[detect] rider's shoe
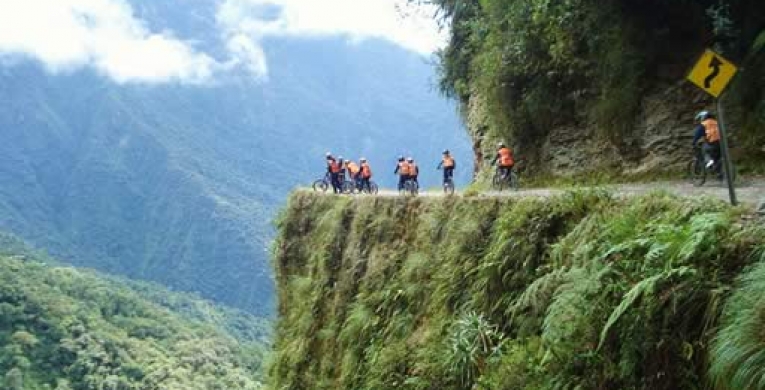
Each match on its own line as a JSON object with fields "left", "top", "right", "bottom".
{"left": 706, "top": 160, "right": 715, "bottom": 169}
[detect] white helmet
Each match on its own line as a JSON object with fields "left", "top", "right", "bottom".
{"left": 695, "top": 111, "right": 711, "bottom": 122}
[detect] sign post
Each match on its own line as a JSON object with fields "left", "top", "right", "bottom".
{"left": 686, "top": 49, "right": 739, "bottom": 206}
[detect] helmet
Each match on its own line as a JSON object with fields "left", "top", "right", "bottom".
{"left": 443, "top": 149, "right": 450, "bottom": 155}
{"left": 497, "top": 142, "right": 505, "bottom": 148}
{"left": 344, "top": 160, "right": 350, "bottom": 165}
{"left": 338, "top": 156, "right": 344, "bottom": 160}
{"left": 695, "top": 111, "right": 711, "bottom": 122}
{"left": 326, "top": 152, "right": 332, "bottom": 157}
{"left": 398, "top": 156, "right": 404, "bottom": 161}
{"left": 360, "top": 157, "right": 367, "bottom": 162}
{"left": 407, "top": 157, "right": 414, "bottom": 162}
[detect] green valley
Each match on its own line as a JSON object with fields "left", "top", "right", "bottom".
{"left": 0, "top": 237, "right": 269, "bottom": 390}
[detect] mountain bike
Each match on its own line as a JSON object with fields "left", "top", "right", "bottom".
{"left": 687, "top": 145, "right": 736, "bottom": 187}
{"left": 341, "top": 179, "right": 356, "bottom": 194}
{"left": 400, "top": 178, "right": 419, "bottom": 196}
{"left": 439, "top": 167, "right": 455, "bottom": 195}
{"left": 312, "top": 173, "right": 331, "bottom": 192}
{"left": 359, "top": 180, "right": 379, "bottom": 195}
{"left": 492, "top": 167, "right": 519, "bottom": 191}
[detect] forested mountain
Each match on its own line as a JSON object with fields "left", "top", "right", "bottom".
{"left": 0, "top": 237, "right": 269, "bottom": 390}
{"left": 0, "top": 0, "right": 471, "bottom": 315}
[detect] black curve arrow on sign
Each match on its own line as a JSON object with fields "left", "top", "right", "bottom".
{"left": 704, "top": 56, "right": 723, "bottom": 89}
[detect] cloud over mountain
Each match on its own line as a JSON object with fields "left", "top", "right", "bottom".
{"left": 0, "top": 0, "right": 220, "bottom": 83}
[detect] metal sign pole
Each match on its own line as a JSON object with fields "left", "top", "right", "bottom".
{"left": 716, "top": 97, "right": 738, "bottom": 206}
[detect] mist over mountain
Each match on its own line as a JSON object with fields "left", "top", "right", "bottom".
{"left": 0, "top": 0, "right": 470, "bottom": 315}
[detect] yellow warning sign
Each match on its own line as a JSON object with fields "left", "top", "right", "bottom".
{"left": 687, "top": 49, "right": 738, "bottom": 98}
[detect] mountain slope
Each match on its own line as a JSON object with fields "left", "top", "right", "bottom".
{"left": 0, "top": 245, "right": 269, "bottom": 390}
{"left": 0, "top": 1, "right": 471, "bottom": 314}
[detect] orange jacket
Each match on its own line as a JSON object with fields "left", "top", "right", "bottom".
{"left": 396, "top": 161, "right": 411, "bottom": 176}
{"left": 498, "top": 147, "right": 514, "bottom": 167}
{"left": 361, "top": 163, "right": 372, "bottom": 178}
{"left": 346, "top": 162, "right": 360, "bottom": 176}
{"left": 409, "top": 162, "right": 419, "bottom": 176}
{"left": 703, "top": 119, "right": 720, "bottom": 143}
{"left": 328, "top": 159, "right": 342, "bottom": 173}
{"left": 442, "top": 156, "right": 455, "bottom": 168}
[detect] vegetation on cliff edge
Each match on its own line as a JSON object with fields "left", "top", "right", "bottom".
{"left": 269, "top": 191, "right": 764, "bottom": 389}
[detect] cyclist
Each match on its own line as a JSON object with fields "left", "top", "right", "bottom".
{"left": 359, "top": 158, "right": 373, "bottom": 192}
{"left": 345, "top": 159, "right": 361, "bottom": 189}
{"left": 491, "top": 142, "right": 515, "bottom": 180}
{"left": 394, "top": 156, "right": 411, "bottom": 191}
{"left": 407, "top": 157, "right": 419, "bottom": 187}
{"left": 692, "top": 111, "right": 721, "bottom": 169}
{"left": 326, "top": 153, "right": 342, "bottom": 193}
{"left": 437, "top": 150, "right": 456, "bottom": 186}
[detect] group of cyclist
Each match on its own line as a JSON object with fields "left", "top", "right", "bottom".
{"left": 323, "top": 144, "right": 516, "bottom": 194}
{"left": 325, "top": 153, "right": 374, "bottom": 194}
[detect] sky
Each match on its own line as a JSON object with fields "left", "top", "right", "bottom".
{"left": 0, "top": 0, "right": 445, "bottom": 84}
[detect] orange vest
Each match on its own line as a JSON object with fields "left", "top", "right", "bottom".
{"left": 409, "top": 163, "right": 418, "bottom": 176}
{"left": 361, "top": 163, "right": 372, "bottom": 178}
{"left": 329, "top": 160, "right": 341, "bottom": 173}
{"left": 498, "top": 147, "right": 514, "bottom": 167}
{"left": 398, "top": 161, "right": 411, "bottom": 176}
{"left": 347, "top": 162, "right": 360, "bottom": 176}
{"left": 442, "top": 156, "right": 455, "bottom": 168}
{"left": 703, "top": 119, "right": 720, "bottom": 143}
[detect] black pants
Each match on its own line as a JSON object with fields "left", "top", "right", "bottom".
{"left": 443, "top": 167, "right": 454, "bottom": 184}
{"left": 360, "top": 177, "right": 371, "bottom": 191}
{"left": 398, "top": 175, "right": 409, "bottom": 190}
{"left": 703, "top": 141, "right": 721, "bottom": 163}
{"left": 331, "top": 173, "right": 342, "bottom": 193}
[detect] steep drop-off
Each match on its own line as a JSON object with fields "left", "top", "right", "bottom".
{"left": 269, "top": 191, "right": 764, "bottom": 389}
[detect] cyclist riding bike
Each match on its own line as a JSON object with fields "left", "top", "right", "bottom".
{"left": 407, "top": 157, "right": 419, "bottom": 187}
{"left": 491, "top": 142, "right": 515, "bottom": 180}
{"left": 326, "top": 153, "right": 343, "bottom": 193}
{"left": 359, "top": 158, "right": 373, "bottom": 192}
{"left": 692, "top": 110, "right": 721, "bottom": 170}
{"left": 437, "top": 150, "right": 456, "bottom": 186}
{"left": 394, "top": 156, "right": 411, "bottom": 191}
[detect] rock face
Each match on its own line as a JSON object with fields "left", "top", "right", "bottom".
{"left": 467, "top": 83, "right": 717, "bottom": 178}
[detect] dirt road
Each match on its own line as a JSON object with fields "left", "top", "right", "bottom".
{"left": 367, "top": 179, "right": 765, "bottom": 209}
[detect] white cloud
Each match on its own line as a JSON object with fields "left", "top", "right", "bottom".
{"left": 0, "top": 0, "right": 444, "bottom": 83}
{"left": 218, "top": 0, "right": 446, "bottom": 55}
{"left": 0, "top": 0, "right": 218, "bottom": 83}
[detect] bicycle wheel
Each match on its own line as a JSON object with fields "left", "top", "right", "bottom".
{"left": 492, "top": 172, "right": 506, "bottom": 191}
{"left": 443, "top": 180, "right": 455, "bottom": 195}
{"left": 369, "top": 182, "right": 379, "bottom": 195}
{"left": 312, "top": 179, "right": 329, "bottom": 192}
{"left": 687, "top": 159, "right": 706, "bottom": 187}
{"left": 342, "top": 181, "right": 355, "bottom": 194}
{"left": 509, "top": 172, "right": 520, "bottom": 191}
{"left": 403, "top": 181, "right": 417, "bottom": 196}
